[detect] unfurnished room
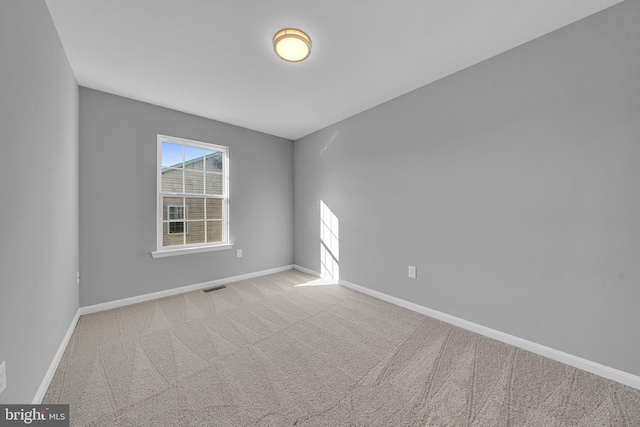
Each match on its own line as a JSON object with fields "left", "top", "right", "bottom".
{"left": 1, "top": 0, "right": 640, "bottom": 425}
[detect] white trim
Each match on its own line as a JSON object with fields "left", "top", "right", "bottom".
{"left": 157, "top": 138, "right": 163, "bottom": 248}
{"left": 223, "top": 147, "right": 230, "bottom": 244}
{"left": 151, "top": 243, "right": 233, "bottom": 258}
{"left": 294, "top": 264, "right": 635, "bottom": 385}
{"left": 33, "top": 309, "right": 81, "bottom": 404}
{"left": 335, "top": 277, "right": 640, "bottom": 390}
{"left": 293, "top": 264, "right": 321, "bottom": 277}
{"left": 158, "top": 134, "right": 227, "bottom": 151}
{"left": 292, "top": 264, "right": 640, "bottom": 392}
{"left": 79, "top": 265, "right": 294, "bottom": 315}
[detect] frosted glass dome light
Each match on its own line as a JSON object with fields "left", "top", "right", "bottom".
{"left": 273, "top": 28, "right": 312, "bottom": 62}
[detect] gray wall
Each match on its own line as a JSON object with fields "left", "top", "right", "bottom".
{"left": 294, "top": 1, "right": 640, "bottom": 376}
{"left": 0, "top": 1, "right": 79, "bottom": 403}
{"left": 79, "top": 88, "right": 293, "bottom": 306}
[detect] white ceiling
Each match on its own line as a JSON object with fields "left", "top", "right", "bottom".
{"left": 45, "top": 0, "right": 623, "bottom": 140}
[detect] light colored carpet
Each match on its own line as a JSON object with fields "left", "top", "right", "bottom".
{"left": 44, "top": 270, "right": 640, "bottom": 426}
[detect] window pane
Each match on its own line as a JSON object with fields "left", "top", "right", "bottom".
{"left": 206, "top": 198, "right": 222, "bottom": 220}
{"left": 205, "top": 173, "right": 223, "bottom": 195}
{"left": 184, "top": 170, "right": 204, "bottom": 194}
{"left": 163, "top": 224, "right": 185, "bottom": 246}
{"left": 205, "top": 150, "right": 223, "bottom": 172}
{"left": 207, "top": 220, "right": 223, "bottom": 243}
{"left": 163, "top": 197, "right": 183, "bottom": 221}
{"left": 186, "top": 221, "right": 205, "bottom": 245}
{"left": 169, "top": 221, "right": 185, "bottom": 233}
{"left": 168, "top": 206, "right": 185, "bottom": 220}
{"left": 185, "top": 146, "right": 205, "bottom": 170}
{"left": 162, "top": 142, "right": 183, "bottom": 168}
{"left": 162, "top": 168, "right": 183, "bottom": 193}
{"left": 186, "top": 197, "right": 204, "bottom": 220}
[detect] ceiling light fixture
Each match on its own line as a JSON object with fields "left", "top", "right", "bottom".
{"left": 273, "top": 28, "right": 312, "bottom": 62}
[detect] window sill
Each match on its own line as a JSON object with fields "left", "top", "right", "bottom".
{"left": 151, "top": 243, "right": 233, "bottom": 258}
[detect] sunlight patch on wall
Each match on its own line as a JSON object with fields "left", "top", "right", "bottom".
{"left": 320, "top": 200, "right": 340, "bottom": 282}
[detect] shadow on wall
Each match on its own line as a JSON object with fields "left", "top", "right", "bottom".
{"left": 320, "top": 200, "right": 340, "bottom": 282}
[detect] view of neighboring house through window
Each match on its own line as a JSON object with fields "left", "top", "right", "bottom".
{"left": 158, "top": 135, "right": 228, "bottom": 249}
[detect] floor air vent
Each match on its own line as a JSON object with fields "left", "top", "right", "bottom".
{"left": 203, "top": 285, "right": 226, "bottom": 293}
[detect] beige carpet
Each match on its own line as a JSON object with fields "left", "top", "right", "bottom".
{"left": 44, "top": 269, "right": 640, "bottom": 426}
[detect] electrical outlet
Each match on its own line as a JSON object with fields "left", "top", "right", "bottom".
{"left": 237, "top": 249, "right": 242, "bottom": 258}
{"left": 0, "top": 360, "right": 6, "bottom": 394}
{"left": 408, "top": 266, "right": 417, "bottom": 279}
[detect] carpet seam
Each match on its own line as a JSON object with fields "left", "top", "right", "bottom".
{"left": 372, "top": 317, "right": 430, "bottom": 386}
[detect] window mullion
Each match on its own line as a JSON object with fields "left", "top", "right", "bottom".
{"left": 182, "top": 197, "right": 186, "bottom": 246}
{"left": 204, "top": 189, "right": 208, "bottom": 244}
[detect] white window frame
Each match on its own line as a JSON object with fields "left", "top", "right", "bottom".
{"left": 152, "top": 134, "right": 232, "bottom": 258}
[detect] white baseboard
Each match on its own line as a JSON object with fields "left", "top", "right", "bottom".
{"left": 329, "top": 276, "right": 640, "bottom": 391}
{"left": 34, "top": 266, "right": 295, "bottom": 403}
{"left": 33, "top": 308, "right": 81, "bottom": 404}
{"left": 43, "top": 264, "right": 640, "bottom": 402}
{"left": 80, "top": 265, "right": 295, "bottom": 315}
{"left": 293, "top": 264, "right": 320, "bottom": 277}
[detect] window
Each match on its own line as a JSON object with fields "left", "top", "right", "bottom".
{"left": 156, "top": 135, "right": 229, "bottom": 254}
{"left": 167, "top": 205, "right": 187, "bottom": 234}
